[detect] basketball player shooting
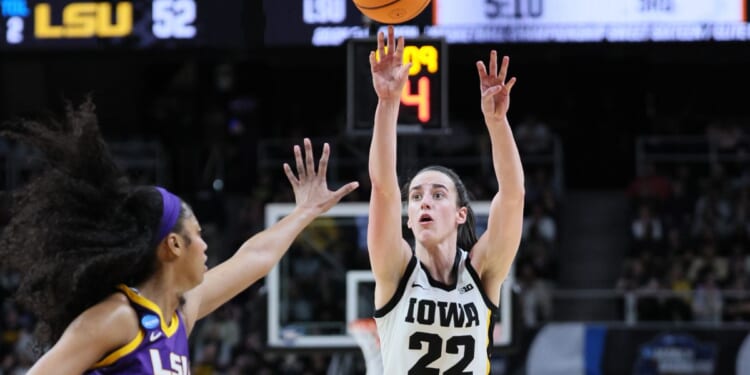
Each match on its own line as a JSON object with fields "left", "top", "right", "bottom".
{"left": 366, "top": 26, "right": 525, "bottom": 373}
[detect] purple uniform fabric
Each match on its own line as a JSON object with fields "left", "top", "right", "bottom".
{"left": 85, "top": 285, "right": 190, "bottom": 375}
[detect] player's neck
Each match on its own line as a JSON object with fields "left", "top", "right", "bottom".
{"left": 416, "top": 243, "right": 457, "bottom": 284}
{"left": 135, "top": 278, "right": 182, "bottom": 324}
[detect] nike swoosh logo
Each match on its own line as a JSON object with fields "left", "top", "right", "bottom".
{"left": 412, "top": 283, "right": 425, "bottom": 289}
{"left": 150, "top": 331, "right": 163, "bottom": 342}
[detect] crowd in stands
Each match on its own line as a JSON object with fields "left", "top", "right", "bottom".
{"left": 616, "top": 126, "right": 750, "bottom": 323}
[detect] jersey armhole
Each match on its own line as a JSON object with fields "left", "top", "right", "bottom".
{"left": 90, "top": 324, "right": 145, "bottom": 368}
{"left": 90, "top": 287, "right": 145, "bottom": 369}
{"left": 466, "top": 259, "right": 500, "bottom": 312}
{"left": 373, "top": 255, "right": 417, "bottom": 318}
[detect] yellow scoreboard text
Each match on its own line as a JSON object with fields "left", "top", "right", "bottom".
{"left": 35, "top": 2, "right": 133, "bottom": 38}
{"left": 376, "top": 44, "right": 439, "bottom": 123}
{"left": 402, "top": 45, "right": 438, "bottom": 123}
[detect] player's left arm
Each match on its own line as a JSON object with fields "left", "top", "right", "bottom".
{"left": 182, "top": 139, "right": 358, "bottom": 333}
{"left": 470, "top": 52, "right": 525, "bottom": 305}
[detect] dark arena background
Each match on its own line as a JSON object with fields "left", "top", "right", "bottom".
{"left": 2, "top": 1, "right": 750, "bottom": 374}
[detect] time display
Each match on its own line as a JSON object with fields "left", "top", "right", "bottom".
{"left": 265, "top": 0, "right": 750, "bottom": 45}
{"left": 347, "top": 38, "right": 448, "bottom": 135}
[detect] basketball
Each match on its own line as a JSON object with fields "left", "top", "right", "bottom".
{"left": 353, "top": 0, "right": 431, "bottom": 24}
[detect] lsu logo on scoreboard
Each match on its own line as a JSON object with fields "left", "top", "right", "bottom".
{"left": 35, "top": 2, "right": 133, "bottom": 38}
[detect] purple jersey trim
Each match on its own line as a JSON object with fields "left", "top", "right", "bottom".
{"left": 85, "top": 286, "right": 190, "bottom": 374}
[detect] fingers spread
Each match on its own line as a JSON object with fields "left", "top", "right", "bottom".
{"left": 334, "top": 181, "right": 360, "bottom": 200}
{"left": 476, "top": 61, "right": 488, "bottom": 82}
{"left": 395, "top": 35, "right": 405, "bottom": 62}
{"left": 283, "top": 163, "right": 299, "bottom": 185}
{"left": 377, "top": 31, "right": 385, "bottom": 60}
{"left": 294, "top": 144, "right": 305, "bottom": 180}
{"left": 504, "top": 77, "right": 517, "bottom": 93}
{"left": 387, "top": 26, "right": 395, "bottom": 56}
{"left": 317, "top": 143, "right": 330, "bottom": 178}
{"left": 489, "top": 50, "right": 498, "bottom": 78}
{"left": 499, "top": 55, "right": 510, "bottom": 82}
{"left": 304, "top": 138, "right": 315, "bottom": 176}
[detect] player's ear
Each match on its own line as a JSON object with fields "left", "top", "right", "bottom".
{"left": 158, "top": 233, "right": 182, "bottom": 261}
{"left": 456, "top": 206, "right": 467, "bottom": 225}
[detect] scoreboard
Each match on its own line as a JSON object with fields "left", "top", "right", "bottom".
{"left": 427, "top": 0, "right": 748, "bottom": 43}
{"left": 347, "top": 38, "right": 448, "bottom": 135}
{"left": 0, "top": 0, "right": 246, "bottom": 49}
{"left": 7, "top": 0, "right": 748, "bottom": 48}
{"left": 264, "top": 0, "right": 750, "bottom": 45}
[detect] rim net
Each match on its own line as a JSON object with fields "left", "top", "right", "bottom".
{"left": 347, "top": 317, "right": 383, "bottom": 375}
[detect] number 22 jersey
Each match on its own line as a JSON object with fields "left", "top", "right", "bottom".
{"left": 374, "top": 249, "right": 499, "bottom": 374}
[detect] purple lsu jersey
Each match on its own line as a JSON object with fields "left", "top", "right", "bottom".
{"left": 85, "top": 284, "right": 191, "bottom": 375}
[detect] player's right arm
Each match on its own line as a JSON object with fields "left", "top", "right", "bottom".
{"left": 27, "top": 293, "right": 139, "bottom": 375}
{"left": 367, "top": 26, "right": 413, "bottom": 308}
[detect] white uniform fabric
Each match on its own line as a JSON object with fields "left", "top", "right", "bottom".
{"left": 374, "top": 249, "right": 498, "bottom": 374}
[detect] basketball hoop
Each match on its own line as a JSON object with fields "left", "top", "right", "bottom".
{"left": 347, "top": 318, "right": 383, "bottom": 375}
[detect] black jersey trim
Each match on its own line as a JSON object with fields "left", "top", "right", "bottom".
{"left": 373, "top": 255, "right": 417, "bottom": 318}
{"left": 465, "top": 258, "right": 500, "bottom": 312}
{"left": 420, "top": 248, "right": 462, "bottom": 291}
{"left": 485, "top": 309, "right": 498, "bottom": 359}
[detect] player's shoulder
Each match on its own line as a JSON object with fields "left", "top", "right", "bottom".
{"left": 69, "top": 292, "right": 140, "bottom": 345}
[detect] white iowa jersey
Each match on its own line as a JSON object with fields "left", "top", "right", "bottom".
{"left": 374, "top": 249, "right": 499, "bottom": 374}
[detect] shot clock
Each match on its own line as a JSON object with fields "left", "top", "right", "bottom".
{"left": 347, "top": 37, "right": 448, "bottom": 135}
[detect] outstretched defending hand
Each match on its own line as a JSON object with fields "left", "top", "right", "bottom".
{"left": 283, "top": 138, "right": 359, "bottom": 214}
{"left": 370, "top": 25, "right": 412, "bottom": 101}
{"left": 477, "top": 51, "right": 516, "bottom": 125}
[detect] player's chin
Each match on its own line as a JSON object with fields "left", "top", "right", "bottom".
{"left": 415, "top": 232, "right": 437, "bottom": 246}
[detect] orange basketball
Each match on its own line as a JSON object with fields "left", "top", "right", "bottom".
{"left": 353, "top": 0, "right": 431, "bottom": 24}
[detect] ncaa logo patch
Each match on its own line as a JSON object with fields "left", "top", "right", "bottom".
{"left": 141, "top": 314, "right": 160, "bottom": 330}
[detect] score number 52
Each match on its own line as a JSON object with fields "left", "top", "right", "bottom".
{"left": 377, "top": 44, "right": 439, "bottom": 123}
{"left": 153, "top": 0, "right": 196, "bottom": 39}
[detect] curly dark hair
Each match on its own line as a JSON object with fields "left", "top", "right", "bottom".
{"left": 0, "top": 99, "right": 168, "bottom": 348}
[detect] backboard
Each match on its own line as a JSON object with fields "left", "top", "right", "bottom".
{"left": 266, "top": 202, "right": 515, "bottom": 349}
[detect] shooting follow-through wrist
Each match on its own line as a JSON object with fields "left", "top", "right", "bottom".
{"left": 378, "top": 97, "right": 401, "bottom": 106}
{"left": 484, "top": 115, "right": 508, "bottom": 126}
